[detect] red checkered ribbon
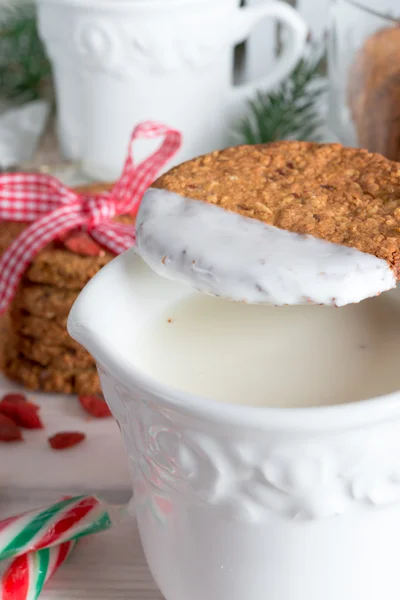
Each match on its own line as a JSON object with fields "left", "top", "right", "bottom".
{"left": 0, "top": 121, "right": 181, "bottom": 316}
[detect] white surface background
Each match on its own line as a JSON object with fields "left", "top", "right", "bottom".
{"left": 0, "top": 375, "right": 145, "bottom": 599}
{"left": 0, "top": 376, "right": 130, "bottom": 494}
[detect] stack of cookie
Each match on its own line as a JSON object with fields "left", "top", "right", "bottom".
{"left": 0, "top": 182, "right": 126, "bottom": 395}
{"left": 348, "top": 26, "right": 400, "bottom": 161}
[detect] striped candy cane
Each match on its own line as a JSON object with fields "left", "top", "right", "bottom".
{"left": 0, "top": 496, "right": 123, "bottom": 561}
{"left": 1, "top": 540, "right": 76, "bottom": 600}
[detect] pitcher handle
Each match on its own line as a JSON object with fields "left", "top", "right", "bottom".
{"left": 230, "top": 1, "right": 308, "bottom": 105}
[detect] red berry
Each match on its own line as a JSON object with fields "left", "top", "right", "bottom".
{"left": 0, "top": 414, "right": 23, "bottom": 442}
{"left": 1, "top": 393, "right": 28, "bottom": 405}
{"left": 62, "top": 231, "right": 105, "bottom": 257}
{"left": 0, "top": 401, "right": 43, "bottom": 429}
{"left": 48, "top": 432, "right": 86, "bottom": 450}
{"left": 78, "top": 395, "right": 112, "bottom": 419}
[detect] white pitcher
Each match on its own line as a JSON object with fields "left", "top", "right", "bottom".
{"left": 68, "top": 249, "right": 400, "bottom": 600}
{"left": 36, "top": 0, "right": 307, "bottom": 181}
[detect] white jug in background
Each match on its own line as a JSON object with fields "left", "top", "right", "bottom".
{"left": 36, "top": 0, "right": 307, "bottom": 181}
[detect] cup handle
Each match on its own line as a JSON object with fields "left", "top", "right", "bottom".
{"left": 230, "top": 0, "right": 308, "bottom": 105}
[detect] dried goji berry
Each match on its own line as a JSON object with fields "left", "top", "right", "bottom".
{"left": 0, "top": 401, "right": 43, "bottom": 429}
{"left": 1, "top": 393, "right": 27, "bottom": 405}
{"left": 78, "top": 395, "right": 112, "bottom": 419}
{"left": 0, "top": 393, "right": 39, "bottom": 410}
{"left": 48, "top": 432, "right": 86, "bottom": 450}
{"left": 62, "top": 231, "right": 105, "bottom": 257}
{"left": 0, "top": 415, "right": 23, "bottom": 442}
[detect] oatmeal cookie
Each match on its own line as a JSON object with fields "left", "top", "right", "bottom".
{"left": 25, "top": 250, "right": 113, "bottom": 290}
{"left": 17, "top": 336, "right": 95, "bottom": 369}
{"left": 0, "top": 182, "right": 134, "bottom": 289}
{"left": 153, "top": 141, "right": 400, "bottom": 277}
{"left": 14, "top": 285, "right": 79, "bottom": 320}
{"left": 3, "top": 353, "right": 100, "bottom": 395}
{"left": 348, "top": 26, "right": 400, "bottom": 161}
{"left": 354, "top": 72, "right": 400, "bottom": 162}
{"left": 10, "top": 313, "right": 79, "bottom": 350}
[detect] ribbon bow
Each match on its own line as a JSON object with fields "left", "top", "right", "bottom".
{"left": 0, "top": 121, "right": 181, "bottom": 316}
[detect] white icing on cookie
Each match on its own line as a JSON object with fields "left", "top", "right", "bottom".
{"left": 136, "top": 188, "right": 396, "bottom": 307}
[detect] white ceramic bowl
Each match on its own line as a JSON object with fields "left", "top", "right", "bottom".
{"left": 68, "top": 248, "right": 400, "bottom": 600}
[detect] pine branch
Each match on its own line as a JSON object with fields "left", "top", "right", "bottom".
{"left": 237, "top": 44, "right": 326, "bottom": 145}
{"left": 0, "top": 2, "right": 52, "bottom": 102}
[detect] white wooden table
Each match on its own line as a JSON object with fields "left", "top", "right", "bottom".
{"left": 0, "top": 375, "right": 161, "bottom": 599}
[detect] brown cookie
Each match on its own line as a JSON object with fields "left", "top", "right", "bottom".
{"left": 14, "top": 285, "right": 79, "bottom": 320}
{"left": 0, "top": 222, "right": 26, "bottom": 256}
{"left": 3, "top": 354, "right": 100, "bottom": 395}
{"left": 74, "top": 370, "right": 101, "bottom": 396}
{"left": 355, "top": 71, "right": 400, "bottom": 162}
{"left": 0, "top": 312, "right": 11, "bottom": 372}
{"left": 0, "top": 182, "right": 113, "bottom": 254}
{"left": 0, "top": 182, "right": 135, "bottom": 289}
{"left": 16, "top": 336, "right": 95, "bottom": 369}
{"left": 10, "top": 313, "right": 79, "bottom": 350}
{"left": 152, "top": 141, "right": 400, "bottom": 277}
{"left": 348, "top": 26, "right": 400, "bottom": 159}
{"left": 25, "top": 249, "right": 113, "bottom": 290}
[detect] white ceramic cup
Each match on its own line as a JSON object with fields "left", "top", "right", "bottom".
{"left": 36, "top": 0, "right": 307, "bottom": 181}
{"left": 68, "top": 249, "right": 400, "bottom": 600}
